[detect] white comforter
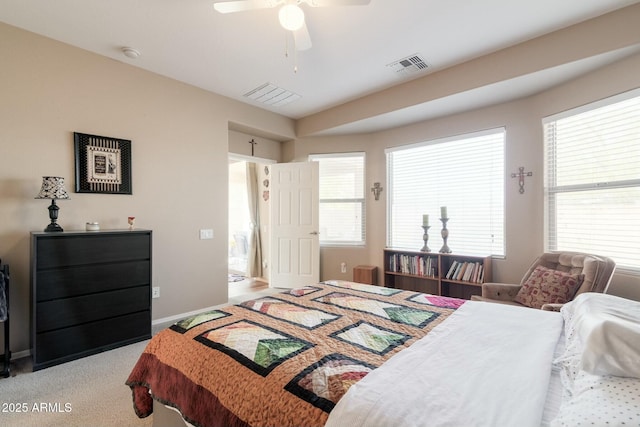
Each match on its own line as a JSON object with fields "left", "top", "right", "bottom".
{"left": 325, "top": 301, "right": 563, "bottom": 427}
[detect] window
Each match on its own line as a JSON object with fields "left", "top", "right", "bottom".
{"left": 543, "top": 89, "right": 640, "bottom": 272}
{"left": 386, "top": 129, "right": 505, "bottom": 256}
{"left": 309, "top": 153, "right": 365, "bottom": 246}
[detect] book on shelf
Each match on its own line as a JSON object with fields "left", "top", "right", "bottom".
{"left": 466, "top": 262, "right": 480, "bottom": 283}
{"left": 388, "top": 253, "right": 437, "bottom": 277}
{"left": 453, "top": 262, "right": 464, "bottom": 280}
{"left": 446, "top": 261, "right": 458, "bottom": 279}
{"left": 445, "top": 260, "right": 484, "bottom": 283}
{"left": 470, "top": 262, "right": 479, "bottom": 283}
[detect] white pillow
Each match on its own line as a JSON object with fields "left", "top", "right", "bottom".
{"left": 558, "top": 293, "right": 640, "bottom": 379}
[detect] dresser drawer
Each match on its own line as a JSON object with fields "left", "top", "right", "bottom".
{"left": 35, "top": 233, "right": 150, "bottom": 268}
{"left": 34, "top": 311, "right": 151, "bottom": 369}
{"left": 36, "top": 286, "right": 149, "bottom": 333}
{"left": 36, "top": 260, "right": 150, "bottom": 302}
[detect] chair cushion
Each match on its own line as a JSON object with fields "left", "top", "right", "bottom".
{"left": 514, "top": 265, "right": 584, "bottom": 309}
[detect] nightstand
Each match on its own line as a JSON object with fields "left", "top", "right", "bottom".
{"left": 353, "top": 265, "right": 378, "bottom": 286}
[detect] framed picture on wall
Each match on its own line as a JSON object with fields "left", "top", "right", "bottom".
{"left": 74, "top": 132, "right": 132, "bottom": 194}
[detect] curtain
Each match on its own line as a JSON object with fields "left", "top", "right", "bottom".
{"left": 245, "top": 162, "right": 263, "bottom": 278}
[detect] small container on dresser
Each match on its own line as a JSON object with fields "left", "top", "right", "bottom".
{"left": 30, "top": 229, "right": 152, "bottom": 371}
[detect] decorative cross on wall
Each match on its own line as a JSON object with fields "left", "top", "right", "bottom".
{"left": 248, "top": 139, "right": 257, "bottom": 156}
{"left": 511, "top": 166, "right": 533, "bottom": 194}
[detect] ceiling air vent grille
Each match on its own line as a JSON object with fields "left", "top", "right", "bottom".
{"left": 386, "top": 54, "right": 429, "bottom": 76}
{"left": 243, "top": 83, "right": 301, "bottom": 107}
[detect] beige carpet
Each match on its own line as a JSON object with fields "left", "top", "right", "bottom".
{"left": 0, "top": 340, "right": 153, "bottom": 427}
{"left": 0, "top": 285, "right": 279, "bottom": 427}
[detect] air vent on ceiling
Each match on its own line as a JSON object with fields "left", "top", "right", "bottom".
{"left": 243, "top": 83, "right": 301, "bottom": 107}
{"left": 386, "top": 54, "right": 429, "bottom": 76}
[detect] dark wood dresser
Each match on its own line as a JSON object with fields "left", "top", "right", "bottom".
{"left": 30, "top": 230, "right": 152, "bottom": 370}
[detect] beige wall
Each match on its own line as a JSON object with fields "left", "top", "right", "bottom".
{"left": 228, "top": 130, "right": 283, "bottom": 162}
{"left": 0, "top": 23, "right": 294, "bottom": 355}
{"left": 292, "top": 52, "right": 640, "bottom": 300}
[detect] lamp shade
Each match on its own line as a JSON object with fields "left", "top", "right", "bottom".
{"left": 35, "top": 176, "right": 70, "bottom": 200}
{"left": 279, "top": 4, "right": 305, "bottom": 31}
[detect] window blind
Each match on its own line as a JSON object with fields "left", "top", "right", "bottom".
{"left": 386, "top": 129, "right": 505, "bottom": 256}
{"left": 309, "top": 153, "right": 365, "bottom": 246}
{"left": 543, "top": 89, "right": 640, "bottom": 272}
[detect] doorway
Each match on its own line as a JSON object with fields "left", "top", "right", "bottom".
{"left": 228, "top": 155, "right": 273, "bottom": 296}
{"left": 228, "top": 159, "right": 250, "bottom": 276}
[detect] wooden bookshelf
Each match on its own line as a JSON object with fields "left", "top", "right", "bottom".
{"left": 383, "top": 249, "right": 492, "bottom": 299}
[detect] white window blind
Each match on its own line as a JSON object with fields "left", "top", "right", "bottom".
{"left": 309, "top": 153, "right": 365, "bottom": 246}
{"left": 543, "top": 89, "right": 640, "bottom": 272}
{"left": 386, "top": 129, "right": 505, "bottom": 256}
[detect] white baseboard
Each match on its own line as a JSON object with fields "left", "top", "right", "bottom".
{"left": 152, "top": 304, "right": 228, "bottom": 327}
{"left": 152, "top": 283, "right": 274, "bottom": 327}
{"left": 8, "top": 349, "right": 30, "bottom": 360}
{"left": 11, "top": 302, "right": 258, "bottom": 359}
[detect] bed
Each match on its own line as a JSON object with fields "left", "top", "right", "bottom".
{"left": 126, "top": 280, "right": 640, "bottom": 427}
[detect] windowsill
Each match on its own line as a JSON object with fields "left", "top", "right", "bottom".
{"left": 320, "top": 244, "right": 366, "bottom": 249}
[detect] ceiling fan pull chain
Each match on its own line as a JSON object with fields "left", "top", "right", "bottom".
{"left": 284, "top": 33, "right": 290, "bottom": 58}
{"left": 283, "top": 33, "right": 298, "bottom": 73}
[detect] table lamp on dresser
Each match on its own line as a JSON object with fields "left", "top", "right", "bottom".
{"left": 35, "top": 176, "right": 70, "bottom": 232}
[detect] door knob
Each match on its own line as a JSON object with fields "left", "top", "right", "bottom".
{"left": 309, "top": 231, "right": 319, "bottom": 235}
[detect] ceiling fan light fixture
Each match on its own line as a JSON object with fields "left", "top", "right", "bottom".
{"left": 279, "top": 4, "right": 305, "bottom": 31}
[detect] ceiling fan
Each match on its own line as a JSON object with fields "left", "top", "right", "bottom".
{"left": 212, "top": 0, "right": 372, "bottom": 51}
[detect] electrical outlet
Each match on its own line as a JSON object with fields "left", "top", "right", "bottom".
{"left": 152, "top": 287, "right": 160, "bottom": 298}
{"left": 199, "top": 229, "right": 214, "bottom": 240}
{"left": 340, "top": 262, "right": 347, "bottom": 273}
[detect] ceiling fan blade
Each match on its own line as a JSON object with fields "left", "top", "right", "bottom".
{"left": 302, "top": 0, "right": 371, "bottom": 7}
{"left": 293, "top": 22, "right": 312, "bottom": 51}
{"left": 213, "top": 0, "right": 281, "bottom": 14}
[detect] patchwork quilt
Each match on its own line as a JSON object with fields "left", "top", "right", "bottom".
{"left": 126, "top": 280, "right": 465, "bottom": 427}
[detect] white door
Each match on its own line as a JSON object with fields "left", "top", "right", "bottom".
{"left": 269, "top": 161, "right": 319, "bottom": 288}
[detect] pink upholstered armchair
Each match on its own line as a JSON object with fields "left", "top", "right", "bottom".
{"left": 471, "top": 252, "right": 616, "bottom": 311}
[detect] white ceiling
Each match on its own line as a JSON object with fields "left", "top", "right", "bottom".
{"left": 1, "top": 0, "right": 638, "bottom": 136}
